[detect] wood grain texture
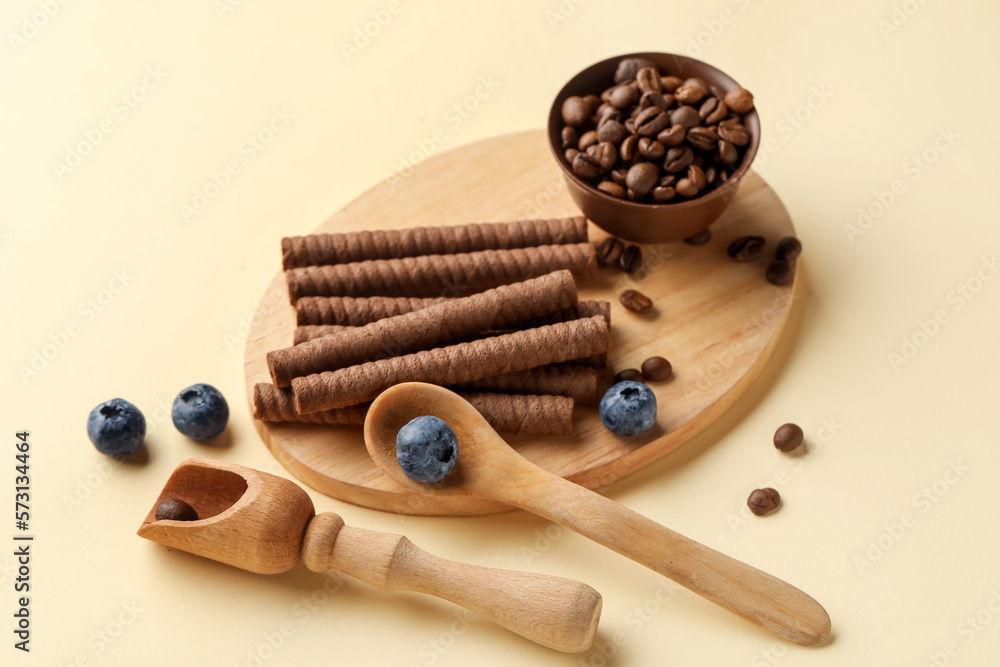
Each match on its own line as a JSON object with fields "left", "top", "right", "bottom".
{"left": 244, "top": 129, "right": 798, "bottom": 516}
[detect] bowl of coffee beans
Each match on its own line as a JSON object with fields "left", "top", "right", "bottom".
{"left": 548, "top": 53, "right": 760, "bottom": 243}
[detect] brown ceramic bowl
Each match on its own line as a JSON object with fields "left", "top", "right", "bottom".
{"left": 548, "top": 52, "right": 760, "bottom": 243}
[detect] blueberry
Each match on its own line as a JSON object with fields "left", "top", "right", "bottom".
{"left": 172, "top": 384, "right": 229, "bottom": 441}
{"left": 87, "top": 398, "right": 146, "bottom": 459}
{"left": 599, "top": 381, "right": 657, "bottom": 437}
{"left": 396, "top": 416, "right": 459, "bottom": 483}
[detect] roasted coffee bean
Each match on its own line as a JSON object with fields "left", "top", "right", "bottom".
{"left": 698, "top": 96, "right": 720, "bottom": 120}
{"left": 588, "top": 141, "right": 618, "bottom": 171}
{"left": 597, "top": 118, "right": 629, "bottom": 145}
{"left": 618, "top": 244, "right": 643, "bottom": 274}
{"left": 614, "top": 57, "right": 656, "bottom": 83}
{"left": 596, "top": 236, "right": 626, "bottom": 265}
{"left": 775, "top": 236, "right": 802, "bottom": 261}
{"left": 156, "top": 497, "right": 199, "bottom": 522}
{"left": 609, "top": 83, "right": 639, "bottom": 110}
{"left": 619, "top": 134, "right": 640, "bottom": 163}
{"left": 611, "top": 168, "right": 628, "bottom": 186}
{"left": 635, "top": 66, "right": 661, "bottom": 94}
{"left": 660, "top": 75, "right": 682, "bottom": 92}
{"left": 747, "top": 488, "right": 780, "bottom": 516}
{"left": 686, "top": 126, "right": 719, "bottom": 151}
{"left": 669, "top": 105, "right": 701, "bottom": 130}
{"left": 578, "top": 130, "right": 599, "bottom": 151}
{"left": 765, "top": 260, "right": 794, "bottom": 285}
{"left": 626, "top": 188, "right": 643, "bottom": 202}
{"left": 705, "top": 99, "right": 728, "bottom": 125}
{"left": 684, "top": 228, "right": 713, "bottom": 245}
{"left": 636, "top": 108, "right": 669, "bottom": 137}
{"left": 583, "top": 94, "right": 602, "bottom": 112}
{"left": 561, "top": 96, "right": 591, "bottom": 127}
{"left": 638, "top": 137, "right": 666, "bottom": 160}
{"left": 727, "top": 235, "right": 766, "bottom": 262}
{"left": 639, "top": 91, "right": 670, "bottom": 112}
{"left": 657, "top": 125, "right": 686, "bottom": 147}
{"left": 561, "top": 126, "right": 578, "bottom": 150}
{"left": 625, "top": 162, "right": 659, "bottom": 195}
{"left": 687, "top": 164, "right": 707, "bottom": 192}
{"left": 718, "top": 139, "right": 739, "bottom": 167}
{"left": 675, "top": 178, "right": 698, "bottom": 198}
{"left": 658, "top": 174, "right": 676, "bottom": 188}
{"left": 718, "top": 119, "right": 750, "bottom": 146}
{"left": 663, "top": 146, "right": 694, "bottom": 173}
{"left": 704, "top": 166, "right": 719, "bottom": 185}
{"left": 652, "top": 186, "right": 676, "bottom": 203}
{"left": 683, "top": 78, "right": 711, "bottom": 95}
{"left": 597, "top": 180, "right": 627, "bottom": 200}
{"left": 623, "top": 118, "right": 637, "bottom": 134}
{"left": 572, "top": 152, "right": 602, "bottom": 179}
{"left": 773, "top": 423, "right": 804, "bottom": 452}
{"left": 641, "top": 356, "right": 672, "bottom": 381}
{"left": 564, "top": 148, "right": 580, "bottom": 162}
{"left": 619, "top": 288, "right": 652, "bottom": 313}
{"left": 724, "top": 87, "right": 755, "bottom": 114}
{"left": 614, "top": 368, "right": 644, "bottom": 383}
{"left": 674, "top": 84, "right": 704, "bottom": 105}
{"left": 595, "top": 102, "right": 620, "bottom": 126}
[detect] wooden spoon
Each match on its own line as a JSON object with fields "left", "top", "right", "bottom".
{"left": 364, "top": 383, "right": 831, "bottom": 646}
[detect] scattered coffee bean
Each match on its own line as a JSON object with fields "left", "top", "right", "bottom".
{"left": 727, "top": 235, "right": 766, "bottom": 262}
{"left": 684, "top": 228, "right": 713, "bottom": 245}
{"left": 561, "top": 96, "right": 591, "bottom": 127}
{"left": 765, "top": 260, "right": 794, "bottom": 286}
{"left": 618, "top": 244, "right": 643, "bottom": 274}
{"left": 775, "top": 236, "right": 802, "bottom": 262}
{"left": 641, "top": 356, "right": 672, "bottom": 381}
{"left": 614, "top": 368, "right": 644, "bottom": 383}
{"left": 614, "top": 57, "right": 656, "bottom": 84}
{"left": 619, "top": 288, "right": 653, "bottom": 314}
{"left": 724, "top": 87, "right": 755, "bottom": 114}
{"left": 156, "top": 497, "right": 199, "bottom": 522}
{"left": 747, "top": 488, "right": 780, "bottom": 516}
{"left": 596, "top": 236, "right": 625, "bottom": 265}
{"left": 773, "top": 423, "right": 804, "bottom": 452}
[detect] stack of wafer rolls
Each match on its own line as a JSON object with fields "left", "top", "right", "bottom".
{"left": 255, "top": 217, "right": 610, "bottom": 435}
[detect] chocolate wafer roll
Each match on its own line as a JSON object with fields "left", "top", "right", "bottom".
{"left": 253, "top": 383, "right": 573, "bottom": 435}
{"left": 515, "top": 300, "right": 611, "bottom": 328}
{"left": 281, "top": 217, "right": 588, "bottom": 269}
{"left": 285, "top": 244, "right": 598, "bottom": 303}
{"left": 296, "top": 296, "right": 453, "bottom": 326}
{"left": 453, "top": 365, "right": 598, "bottom": 403}
{"left": 269, "top": 271, "right": 578, "bottom": 387}
{"left": 294, "top": 325, "right": 350, "bottom": 345}
{"left": 292, "top": 316, "right": 610, "bottom": 413}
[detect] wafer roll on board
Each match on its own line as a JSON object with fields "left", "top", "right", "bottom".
{"left": 269, "top": 271, "right": 578, "bottom": 387}
{"left": 293, "top": 325, "right": 350, "bottom": 345}
{"left": 285, "top": 244, "right": 598, "bottom": 302}
{"left": 454, "top": 365, "right": 598, "bottom": 403}
{"left": 296, "top": 296, "right": 454, "bottom": 326}
{"left": 281, "top": 217, "right": 588, "bottom": 269}
{"left": 292, "top": 316, "right": 610, "bottom": 413}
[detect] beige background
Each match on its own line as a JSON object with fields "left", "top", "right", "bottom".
{"left": 3, "top": 1, "right": 999, "bottom": 665}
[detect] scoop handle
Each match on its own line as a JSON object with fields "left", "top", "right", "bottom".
{"left": 486, "top": 463, "right": 830, "bottom": 646}
{"left": 301, "top": 512, "right": 601, "bottom": 653}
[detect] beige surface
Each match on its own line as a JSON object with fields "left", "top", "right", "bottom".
{"left": 2, "top": 1, "right": 998, "bottom": 665}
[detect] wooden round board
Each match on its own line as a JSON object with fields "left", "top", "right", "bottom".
{"left": 244, "top": 129, "right": 797, "bottom": 516}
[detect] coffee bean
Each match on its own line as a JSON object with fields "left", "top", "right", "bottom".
{"left": 611, "top": 168, "right": 628, "bottom": 186}
{"left": 595, "top": 103, "right": 620, "bottom": 126}
{"left": 588, "top": 141, "right": 618, "bottom": 171}
{"left": 597, "top": 118, "right": 629, "bottom": 145}
{"left": 656, "top": 125, "right": 686, "bottom": 147}
{"left": 718, "top": 139, "right": 739, "bottom": 167}
{"left": 641, "top": 356, "right": 672, "bottom": 381}
{"left": 698, "top": 97, "right": 719, "bottom": 120}
{"left": 597, "top": 180, "right": 627, "bottom": 199}
{"left": 618, "top": 244, "right": 642, "bottom": 274}
{"left": 718, "top": 119, "right": 750, "bottom": 146}
{"left": 564, "top": 148, "right": 580, "bottom": 162}
{"left": 624, "top": 118, "right": 637, "bottom": 134}
{"left": 578, "top": 130, "right": 599, "bottom": 151}
{"left": 658, "top": 174, "right": 676, "bottom": 188}
{"left": 583, "top": 94, "right": 602, "bottom": 112}
{"left": 639, "top": 91, "right": 670, "bottom": 112}
{"left": 561, "top": 96, "right": 591, "bottom": 127}
{"left": 705, "top": 99, "right": 728, "bottom": 125}
{"left": 614, "top": 368, "right": 644, "bottom": 383}
{"left": 156, "top": 497, "right": 199, "bottom": 522}
{"left": 625, "top": 162, "right": 659, "bottom": 195}
{"left": 619, "top": 288, "right": 652, "bottom": 313}
{"left": 687, "top": 164, "right": 707, "bottom": 192}
{"left": 636, "top": 66, "right": 661, "bottom": 94}
{"left": 675, "top": 178, "right": 698, "bottom": 198}
{"left": 773, "top": 423, "right": 804, "bottom": 452}
{"left": 561, "top": 126, "right": 578, "bottom": 150}
{"left": 669, "top": 105, "right": 701, "bottom": 130}
{"left": 626, "top": 188, "right": 643, "bottom": 202}
{"left": 683, "top": 78, "right": 711, "bottom": 95}
{"left": 663, "top": 146, "right": 694, "bottom": 173}
{"left": 609, "top": 83, "right": 639, "bottom": 109}
{"left": 572, "top": 152, "right": 602, "bottom": 179}
{"left": 636, "top": 109, "right": 670, "bottom": 137}
{"left": 652, "top": 186, "right": 676, "bottom": 203}
{"left": 660, "top": 75, "right": 682, "bottom": 92}
{"left": 727, "top": 235, "right": 766, "bottom": 262}
{"left": 638, "top": 137, "right": 666, "bottom": 160}
{"left": 596, "top": 236, "right": 625, "bottom": 265}
{"left": 704, "top": 166, "right": 719, "bottom": 185}
{"left": 747, "top": 488, "right": 780, "bottom": 516}
{"left": 724, "top": 87, "right": 755, "bottom": 114}
{"left": 674, "top": 84, "right": 704, "bottom": 105}
{"left": 775, "top": 236, "right": 802, "bottom": 262}
{"left": 684, "top": 228, "right": 713, "bottom": 245}
{"left": 765, "top": 260, "right": 794, "bottom": 285}
{"left": 686, "top": 126, "right": 719, "bottom": 151}
{"left": 614, "top": 57, "right": 657, "bottom": 84}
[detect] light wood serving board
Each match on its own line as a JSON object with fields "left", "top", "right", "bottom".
{"left": 244, "top": 130, "right": 798, "bottom": 516}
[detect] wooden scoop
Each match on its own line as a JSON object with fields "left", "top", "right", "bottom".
{"left": 364, "top": 383, "right": 831, "bottom": 646}
{"left": 137, "top": 458, "right": 601, "bottom": 652}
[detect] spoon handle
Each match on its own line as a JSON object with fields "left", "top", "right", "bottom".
{"left": 500, "top": 468, "right": 830, "bottom": 645}
{"left": 301, "top": 512, "right": 601, "bottom": 652}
